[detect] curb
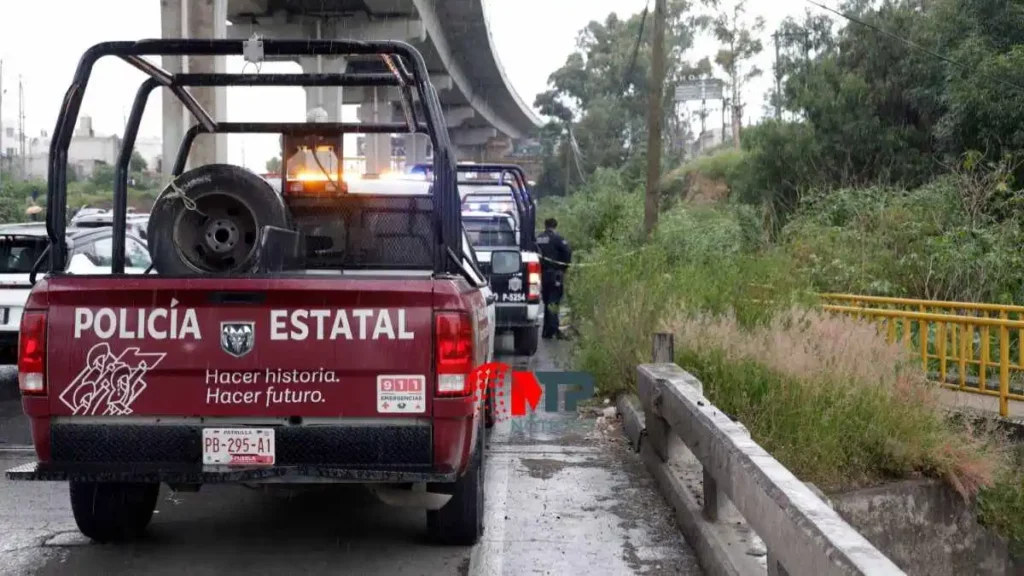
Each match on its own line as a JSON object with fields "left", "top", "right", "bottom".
{"left": 616, "top": 394, "right": 761, "bottom": 576}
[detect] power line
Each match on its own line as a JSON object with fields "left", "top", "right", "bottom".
{"left": 622, "top": 1, "right": 650, "bottom": 94}
{"left": 802, "top": 0, "right": 1024, "bottom": 94}
{"left": 621, "top": 2, "right": 651, "bottom": 161}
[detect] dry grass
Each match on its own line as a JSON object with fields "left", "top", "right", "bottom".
{"left": 683, "top": 173, "right": 731, "bottom": 205}
{"left": 664, "top": 307, "right": 1004, "bottom": 496}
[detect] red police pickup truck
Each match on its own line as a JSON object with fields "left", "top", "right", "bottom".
{"left": 6, "top": 38, "right": 511, "bottom": 547}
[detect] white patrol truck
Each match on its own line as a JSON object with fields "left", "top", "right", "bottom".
{"left": 461, "top": 201, "right": 542, "bottom": 356}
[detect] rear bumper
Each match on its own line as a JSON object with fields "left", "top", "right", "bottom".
{"left": 495, "top": 303, "right": 541, "bottom": 329}
{"left": 46, "top": 423, "right": 434, "bottom": 466}
{"left": 6, "top": 461, "right": 457, "bottom": 484}
{"left": 12, "top": 401, "right": 481, "bottom": 483}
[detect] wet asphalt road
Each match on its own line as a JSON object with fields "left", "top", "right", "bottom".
{"left": 0, "top": 338, "right": 701, "bottom": 576}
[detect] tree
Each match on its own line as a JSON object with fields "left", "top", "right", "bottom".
{"left": 265, "top": 156, "right": 281, "bottom": 173}
{"left": 532, "top": 1, "right": 708, "bottom": 196}
{"left": 731, "top": 0, "right": 1024, "bottom": 228}
{"left": 709, "top": 0, "right": 765, "bottom": 148}
{"left": 129, "top": 151, "right": 148, "bottom": 173}
{"left": 644, "top": 0, "right": 668, "bottom": 238}
{"left": 89, "top": 163, "right": 116, "bottom": 189}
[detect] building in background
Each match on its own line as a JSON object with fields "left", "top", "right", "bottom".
{"left": 689, "top": 127, "right": 728, "bottom": 158}
{"left": 133, "top": 136, "right": 163, "bottom": 173}
{"left": 1, "top": 116, "right": 123, "bottom": 181}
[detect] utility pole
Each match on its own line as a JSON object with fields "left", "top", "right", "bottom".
{"left": 721, "top": 98, "right": 729, "bottom": 145}
{"left": 563, "top": 126, "right": 571, "bottom": 196}
{"left": 643, "top": 0, "right": 666, "bottom": 239}
{"left": 18, "top": 75, "right": 25, "bottom": 179}
{"left": 772, "top": 29, "right": 813, "bottom": 120}
{"left": 0, "top": 59, "right": 4, "bottom": 190}
{"left": 773, "top": 31, "right": 781, "bottom": 120}
{"left": 731, "top": 73, "right": 741, "bottom": 149}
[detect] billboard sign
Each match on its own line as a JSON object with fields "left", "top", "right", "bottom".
{"left": 674, "top": 77, "right": 724, "bottom": 102}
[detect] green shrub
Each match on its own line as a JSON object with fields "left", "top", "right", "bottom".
{"left": 546, "top": 169, "right": 1017, "bottom": 545}
{"left": 536, "top": 168, "right": 643, "bottom": 256}
{"left": 978, "top": 447, "right": 1024, "bottom": 555}
{"left": 672, "top": 148, "right": 747, "bottom": 183}
{"left": 556, "top": 188, "right": 814, "bottom": 395}
{"left": 783, "top": 177, "right": 1024, "bottom": 302}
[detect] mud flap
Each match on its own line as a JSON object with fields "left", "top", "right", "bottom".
{"left": 368, "top": 483, "right": 453, "bottom": 510}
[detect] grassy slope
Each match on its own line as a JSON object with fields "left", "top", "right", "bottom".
{"left": 545, "top": 159, "right": 1024, "bottom": 550}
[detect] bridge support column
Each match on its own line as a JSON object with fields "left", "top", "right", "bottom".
{"left": 185, "top": 0, "right": 228, "bottom": 169}
{"left": 357, "top": 87, "right": 394, "bottom": 175}
{"left": 456, "top": 146, "right": 485, "bottom": 162}
{"left": 298, "top": 57, "right": 347, "bottom": 121}
{"left": 404, "top": 134, "right": 430, "bottom": 166}
{"left": 160, "top": 0, "right": 186, "bottom": 177}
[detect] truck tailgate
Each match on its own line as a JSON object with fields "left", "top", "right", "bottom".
{"left": 41, "top": 276, "right": 435, "bottom": 419}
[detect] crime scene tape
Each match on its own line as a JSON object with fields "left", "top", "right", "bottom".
{"left": 536, "top": 244, "right": 654, "bottom": 268}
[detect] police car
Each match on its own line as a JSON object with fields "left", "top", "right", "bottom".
{"left": 461, "top": 200, "right": 542, "bottom": 356}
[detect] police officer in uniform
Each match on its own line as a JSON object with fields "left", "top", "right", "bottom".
{"left": 536, "top": 218, "right": 572, "bottom": 340}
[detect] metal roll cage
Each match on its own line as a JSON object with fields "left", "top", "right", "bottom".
{"left": 412, "top": 163, "right": 537, "bottom": 249}
{"left": 45, "top": 39, "right": 462, "bottom": 276}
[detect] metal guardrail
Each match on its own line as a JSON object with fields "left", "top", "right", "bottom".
{"left": 820, "top": 294, "right": 1024, "bottom": 417}
{"left": 820, "top": 294, "right": 1024, "bottom": 319}
{"left": 637, "top": 333, "right": 905, "bottom": 576}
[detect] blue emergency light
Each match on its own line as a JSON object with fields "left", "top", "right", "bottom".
{"left": 409, "top": 164, "right": 432, "bottom": 177}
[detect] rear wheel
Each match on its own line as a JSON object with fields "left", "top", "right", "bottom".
{"left": 69, "top": 481, "right": 160, "bottom": 543}
{"left": 485, "top": 392, "right": 496, "bottom": 429}
{"left": 513, "top": 325, "right": 540, "bottom": 356}
{"left": 427, "top": 420, "right": 485, "bottom": 545}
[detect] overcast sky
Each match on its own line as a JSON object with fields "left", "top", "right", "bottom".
{"left": 0, "top": 0, "right": 813, "bottom": 170}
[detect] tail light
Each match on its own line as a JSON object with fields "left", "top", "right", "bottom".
{"left": 18, "top": 311, "right": 46, "bottom": 395}
{"left": 435, "top": 311, "right": 474, "bottom": 396}
{"left": 527, "top": 261, "right": 541, "bottom": 302}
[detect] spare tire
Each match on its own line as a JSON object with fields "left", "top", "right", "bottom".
{"left": 147, "top": 164, "right": 290, "bottom": 275}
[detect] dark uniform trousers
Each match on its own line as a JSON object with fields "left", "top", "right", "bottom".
{"left": 537, "top": 229, "right": 571, "bottom": 339}
{"left": 541, "top": 269, "right": 564, "bottom": 338}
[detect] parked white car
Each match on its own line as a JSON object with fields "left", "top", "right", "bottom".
{"left": 0, "top": 222, "right": 150, "bottom": 363}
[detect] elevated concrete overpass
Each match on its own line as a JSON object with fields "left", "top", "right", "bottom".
{"left": 160, "top": 0, "right": 543, "bottom": 174}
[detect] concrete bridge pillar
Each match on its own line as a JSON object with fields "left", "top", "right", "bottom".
{"left": 160, "top": 0, "right": 228, "bottom": 176}
{"left": 456, "top": 146, "right": 484, "bottom": 162}
{"left": 404, "top": 134, "right": 431, "bottom": 166}
{"left": 298, "top": 57, "right": 347, "bottom": 122}
{"left": 160, "top": 0, "right": 186, "bottom": 178}
{"left": 357, "top": 87, "right": 395, "bottom": 175}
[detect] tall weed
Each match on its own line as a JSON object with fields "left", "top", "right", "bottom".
{"left": 667, "top": 309, "right": 1001, "bottom": 494}
{"left": 544, "top": 168, "right": 1022, "bottom": 547}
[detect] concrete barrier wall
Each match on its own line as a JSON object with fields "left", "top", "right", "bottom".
{"left": 831, "top": 480, "right": 1022, "bottom": 576}
{"left": 622, "top": 332, "right": 906, "bottom": 576}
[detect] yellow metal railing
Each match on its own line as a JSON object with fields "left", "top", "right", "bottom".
{"left": 820, "top": 293, "right": 1024, "bottom": 321}
{"left": 820, "top": 295, "right": 1024, "bottom": 417}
